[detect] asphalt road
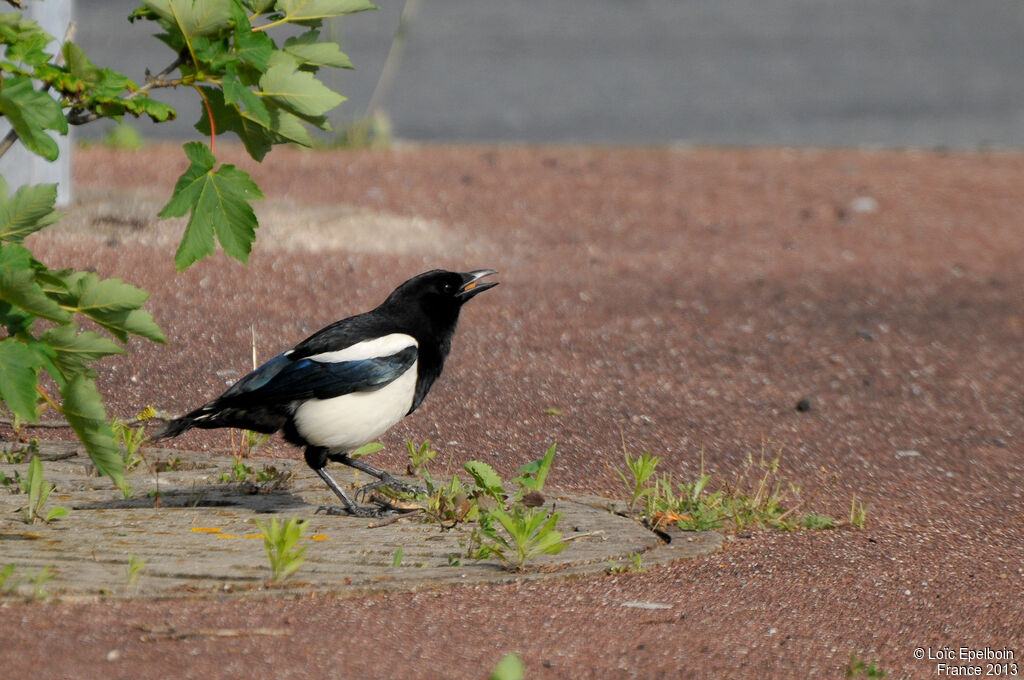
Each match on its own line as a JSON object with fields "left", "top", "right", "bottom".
{"left": 67, "top": 1, "right": 1024, "bottom": 148}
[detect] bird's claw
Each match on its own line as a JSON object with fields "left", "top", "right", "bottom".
{"left": 355, "top": 476, "right": 426, "bottom": 501}
{"left": 315, "top": 503, "right": 391, "bottom": 518}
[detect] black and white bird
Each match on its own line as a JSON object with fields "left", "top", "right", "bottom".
{"left": 154, "top": 269, "right": 498, "bottom": 516}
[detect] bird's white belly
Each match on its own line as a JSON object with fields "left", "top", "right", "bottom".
{"left": 292, "top": 362, "right": 417, "bottom": 450}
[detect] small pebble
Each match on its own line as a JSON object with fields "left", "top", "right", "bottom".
{"left": 795, "top": 398, "right": 812, "bottom": 412}
{"left": 106, "top": 650, "right": 121, "bottom": 662}
{"left": 849, "top": 196, "right": 879, "bottom": 213}
{"left": 621, "top": 601, "right": 672, "bottom": 610}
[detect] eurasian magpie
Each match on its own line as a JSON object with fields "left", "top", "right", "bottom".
{"left": 154, "top": 269, "right": 498, "bottom": 516}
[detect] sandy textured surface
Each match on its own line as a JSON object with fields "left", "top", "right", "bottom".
{"left": 2, "top": 144, "right": 1023, "bottom": 678}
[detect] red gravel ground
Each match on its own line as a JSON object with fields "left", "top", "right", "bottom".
{"left": 3, "top": 144, "right": 1024, "bottom": 679}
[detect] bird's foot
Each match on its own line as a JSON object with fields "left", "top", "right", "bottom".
{"left": 315, "top": 503, "right": 391, "bottom": 518}
{"left": 355, "top": 475, "right": 427, "bottom": 501}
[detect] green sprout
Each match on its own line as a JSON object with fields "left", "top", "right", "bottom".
{"left": 254, "top": 517, "right": 309, "bottom": 583}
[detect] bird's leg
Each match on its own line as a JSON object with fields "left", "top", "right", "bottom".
{"left": 308, "top": 445, "right": 394, "bottom": 517}
{"left": 336, "top": 453, "right": 427, "bottom": 499}
{"left": 312, "top": 467, "right": 392, "bottom": 517}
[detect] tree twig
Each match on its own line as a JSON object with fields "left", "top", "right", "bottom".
{"left": 66, "top": 53, "right": 185, "bottom": 126}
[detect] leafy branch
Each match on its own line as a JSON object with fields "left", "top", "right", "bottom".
{"left": 0, "top": 0, "right": 373, "bottom": 490}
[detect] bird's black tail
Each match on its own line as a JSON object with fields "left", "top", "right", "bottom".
{"left": 150, "top": 400, "right": 287, "bottom": 441}
{"left": 150, "top": 412, "right": 202, "bottom": 441}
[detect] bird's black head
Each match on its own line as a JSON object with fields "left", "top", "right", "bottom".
{"left": 382, "top": 269, "right": 499, "bottom": 328}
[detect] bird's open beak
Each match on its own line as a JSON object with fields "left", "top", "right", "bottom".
{"left": 457, "top": 269, "right": 499, "bottom": 299}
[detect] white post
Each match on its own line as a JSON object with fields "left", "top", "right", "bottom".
{"left": 0, "top": 0, "right": 73, "bottom": 206}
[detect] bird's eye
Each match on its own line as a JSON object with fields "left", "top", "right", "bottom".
{"left": 442, "top": 282, "right": 455, "bottom": 294}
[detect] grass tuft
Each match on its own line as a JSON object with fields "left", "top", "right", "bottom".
{"left": 618, "top": 441, "right": 866, "bottom": 534}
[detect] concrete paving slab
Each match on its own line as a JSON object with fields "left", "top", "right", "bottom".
{"left": 0, "top": 440, "right": 721, "bottom": 601}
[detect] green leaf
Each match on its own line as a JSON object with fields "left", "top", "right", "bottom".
{"left": 283, "top": 31, "right": 353, "bottom": 69}
{"left": 234, "top": 19, "right": 275, "bottom": 72}
{"left": 0, "top": 15, "right": 54, "bottom": 68}
{"left": 0, "top": 244, "right": 71, "bottom": 324}
{"left": 60, "top": 374, "right": 124, "bottom": 490}
{"left": 142, "top": 0, "right": 233, "bottom": 39}
{"left": 158, "top": 140, "right": 217, "bottom": 215}
{"left": 490, "top": 653, "right": 525, "bottom": 680}
{"left": 40, "top": 324, "right": 126, "bottom": 380}
{"left": 275, "top": 0, "right": 379, "bottom": 23}
{"left": 195, "top": 86, "right": 272, "bottom": 160}
{"left": 28, "top": 453, "right": 45, "bottom": 503}
{"left": 263, "top": 104, "right": 316, "bottom": 144}
{"left": 159, "top": 142, "right": 263, "bottom": 271}
{"left": 62, "top": 42, "right": 102, "bottom": 85}
{"left": 74, "top": 276, "right": 150, "bottom": 315}
{"left": 0, "top": 77, "right": 67, "bottom": 161}
{"left": 465, "top": 461, "right": 505, "bottom": 500}
{"left": 194, "top": 83, "right": 316, "bottom": 160}
{"left": 48, "top": 271, "right": 165, "bottom": 344}
{"left": 244, "top": 0, "right": 278, "bottom": 12}
{"left": 0, "top": 183, "right": 61, "bottom": 243}
{"left": 223, "top": 65, "right": 270, "bottom": 125}
{"left": 123, "top": 95, "right": 177, "bottom": 123}
{"left": 514, "top": 443, "right": 557, "bottom": 492}
{"left": 44, "top": 506, "right": 68, "bottom": 522}
{"left": 98, "top": 308, "right": 167, "bottom": 344}
{"left": 351, "top": 442, "right": 383, "bottom": 458}
{"left": 258, "top": 52, "right": 344, "bottom": 118}
{"left": 0, "top": 337, "right": 42, "bottom": 421}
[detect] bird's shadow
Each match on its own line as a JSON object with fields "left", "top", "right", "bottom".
{"left": 73, "top": 483, "right": 309, "bottom": 513}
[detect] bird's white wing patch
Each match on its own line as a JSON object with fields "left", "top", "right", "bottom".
{"left": 293, "top": 360, "right": 418, "bottom": 450}
{"left": 307, "top": 333, "right": 418, "bottom": 363}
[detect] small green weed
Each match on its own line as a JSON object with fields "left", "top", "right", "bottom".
{"left": 618, "top": 449, "right": 661, "bottom": 509}
{"left": 391, "top": 547, "right": 404, "bottom": 567}
{"left": 254, "top": 517, "right": 309, "bottom": 583}
{"left": 467, "top": 444, "right": 567, "bottom": 571}
{"left": 350, "top": 442, "right": 384, "bottom": 459}
{"left": 621, "top": 443, "right": 852, "bottom": 534}
{"left": 0, "top": 564, "right": 18, "bottom": 594}
{"left": 126, "top": 555, "right": 145, "bottom": 588}
{"left": 800, "top": 512, "right": 836, "bottom": 530}
{"left": 23, "top": 455, "right": 68, "bottom": 525}
{"left": 406, "top": 439, "right": 437, "bottom": 476}
{"left": 220, "top": 459, "right": 250, "bottom": 483}
{"left": 110, "top": 418, "right": 149, "bottom": 471}
{"left": 329, "top": 112, "right": 393, "bottom": 149}
{"left": 2, "top": 445, "right": 24, "bottom": 464}
{"left": 421, "top": 473, "right": 476, "bottom": 527}
{"left": 103, "top": 122, "right": 144, "bottom": 150}
{"left": 240, "top": 429, "right": 272, "bottom": 458}
{"left": 489, "top": 653, "right": 525, "bottom": 680}
{"left": 220, "top": 459, "right": 284, "bottom": 484}
{"left": 2, "top": 437, "right": 41, "bottom": 464}
{"left": 849, "top": 494, "right": 868, "bottom": 529}
{"left": 0, "top": 468, "right": 24, "bottom": 492}
{"left": 111, "top": 409, "right": 158, "bottom": 499}
{"left": 1, "top": 564, "right": 56, "bottom": 600}
{"left": 846, "top": 651, "right": 887, "bottom": 678}
{"left": 27, "top": 566, "right": 54, "bottom": 600}
{"left": 607, "top": 552, "right": 646, "bottom": 574}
